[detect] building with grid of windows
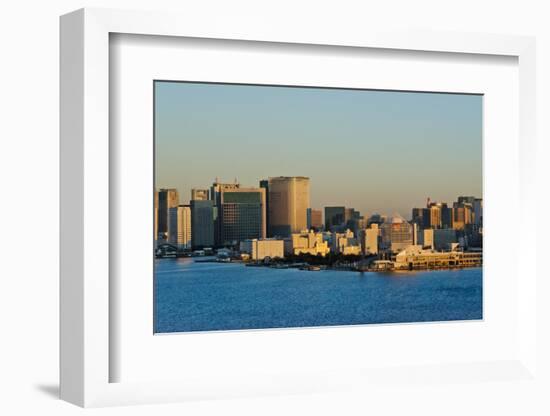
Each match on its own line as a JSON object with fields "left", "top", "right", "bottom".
{"left": 219, "top": 187, "right": 266, "bottom": 246}
{"left": 380, "top": 216, "right": 414, "bottom": 252}
{"left": 210, "top": 180, "right": 240, "bottom": 246}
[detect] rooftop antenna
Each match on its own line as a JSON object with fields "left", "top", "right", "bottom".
{"left": 427, "top": 197, "right": 431, "bottom": 207}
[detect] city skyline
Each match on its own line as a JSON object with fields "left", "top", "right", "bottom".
{"left": 154, "top": 176, "right": 481, "bottom": 222}
{"left": 156, "top": 177, "right": 482, "bottom": 254}
{"left": 154, "top": 81, "right": 483, "bottom": 333}
{"left": 155, "top": 81, "right": 482, "bottom": 218}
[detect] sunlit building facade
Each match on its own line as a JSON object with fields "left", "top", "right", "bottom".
{"left": 266, "top": 176, "right": 310, "bottom": 238}
{"left": 240, "top": 238, "right": 284, "bottom": 260}
{"left": 393, "top": 245, "right": 482, "bottom": 270}
{"left": 285, "top": 230, "right": 330, "bottom": 257}
{"left": 452, "top": 202, "right": 473, "bottom": 230}
{"left": 168, "top": 205, "right": 192, "bottom": 249}
{"left": 359, "top": 223, "right": 379, "bottom": 255}
{"left": 412, "top": 200, "right": 452, "bottom": 230}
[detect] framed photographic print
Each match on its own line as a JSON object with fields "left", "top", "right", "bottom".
{"left": 153, "top": 80, "right": 483, "bottom": 334}
{"left": 60, "top": 8, "right": 539, "bottom": 408}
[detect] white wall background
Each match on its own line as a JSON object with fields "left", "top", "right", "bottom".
{"left": 0, "top": 1, "right": 548, "bottom": 415}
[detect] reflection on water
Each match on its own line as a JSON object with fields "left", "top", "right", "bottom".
{"left": 154, "top": 258, "right": 482, "bottom": 333}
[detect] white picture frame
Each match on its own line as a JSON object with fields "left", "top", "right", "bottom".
{"left": 60, "top": 7, "right": 538, "bottom": 408}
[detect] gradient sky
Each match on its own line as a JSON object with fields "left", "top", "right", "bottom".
{"left": 155, "top": 81, "right": 482, "bottom": 219}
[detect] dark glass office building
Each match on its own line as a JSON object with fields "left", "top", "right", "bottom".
{"left": 219, "top": 188, "right": 266, "bottom": 246}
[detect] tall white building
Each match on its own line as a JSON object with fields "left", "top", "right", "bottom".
{"left": 360, "top": 223, "right": 379, "bottom": 255}
{"left": 168, "top": 205, "right": 192, "bottom": 249}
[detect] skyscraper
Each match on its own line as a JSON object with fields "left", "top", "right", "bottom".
{"left": 307, "top": 208, "right": 323, "bottom": 230}
{"left": 441, "top": 204, "right": 453, "bottom": 229}
{"left": 324, "top": 206, "right": 345, "bottom": 230}
{"left": 210, "top": 180, "right": 240, "bottom": 205}
{"left": 157, "top": 188, "right": 179, "bottom": 241}
{"left": 412, "top": 200, "right": 452, "bottom": 229}
{"left": 190, "top": 199, "right": 214, "bottom": 248}
{"left": 324, "top": 206, "right": 357, "bottom": 231}
{"left": 168, "top": 205, "right": 192, "bottom": 249}
{"left": 411, "top": 207, "right": 428, "bottom": 228}
{"left": 219, "top": 187, "right": 266, "bottom": 245}
{"left": 259, "top": 179, "right": 270, "bottom": 233}
{"left": 210, "top": 180, "right": 240, "bottom": 246}
{"left": 267, "top": 176, "right": 310, "bottom": 238}
{"left": 452, "top": 201, "right": 473, "bottom": 230}
{"left": 473, "top": 198, "right": 483, "bottom": 226}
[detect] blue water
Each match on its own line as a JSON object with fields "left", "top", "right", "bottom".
{"left": 154, "top": 258, "right": 482, "bottom": 333}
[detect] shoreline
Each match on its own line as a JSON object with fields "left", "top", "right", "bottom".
{"left": 158, "top": 256, "right": 482, "bottom": 274}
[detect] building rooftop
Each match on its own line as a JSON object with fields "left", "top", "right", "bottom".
{"left": 268, "top": 176, "right": 310, "bottom": 180}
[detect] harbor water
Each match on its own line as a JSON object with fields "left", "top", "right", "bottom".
{"left": 154, "top": 258, "right": 482, "bottom": 333}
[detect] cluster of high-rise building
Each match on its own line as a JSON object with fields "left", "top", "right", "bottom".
{"left": 155, "top": 177, "right": 482, "bottom": 262}
{"left": 411, "top": 196, "right": 483, "bottom": 249}
{"left": 411, "top": 197, "right": 482, "bottom": 230}
{"left": 155, "top": 176, "right": 311, "bottom": 250}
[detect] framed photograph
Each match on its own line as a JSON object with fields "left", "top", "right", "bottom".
{"left": 152, "top": 80, "right": 484, "bottom": 334}
{"left": 60, "top": 8, "right": 538, "bottom": 408}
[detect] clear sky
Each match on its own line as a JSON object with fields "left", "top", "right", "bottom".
{"left": 155, "top": 81, "right": 482, "bottom": 219}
